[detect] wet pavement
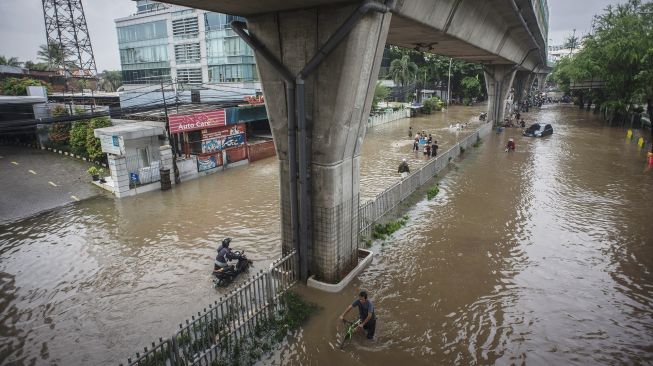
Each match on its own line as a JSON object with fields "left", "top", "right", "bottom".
{"left": 1, "top": 104, "right": 652, "bottom": 365}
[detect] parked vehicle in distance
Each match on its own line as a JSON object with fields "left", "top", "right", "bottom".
{"left": 523, "top": 123, "right": 553, "bottom": 137}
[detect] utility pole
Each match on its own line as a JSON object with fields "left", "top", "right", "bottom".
{"left": 447, "top": 58, "right": 452, "bottom": 106}
{"left": 160, "top": 78, "right": 181, "bottom": 184}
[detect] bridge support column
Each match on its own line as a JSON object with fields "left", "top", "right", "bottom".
{"left": 484, "top": 65, "right": 517, "bottom": 124}
{"left": 512, "top": 70, "right": 530, "bottom": 105}
{"left": 536, "top": 73, "right": 547, "bottom": 92}
{"left": 247, "top": 4, "right": 391, "bottom": 282}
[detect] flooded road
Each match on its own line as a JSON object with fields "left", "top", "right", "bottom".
{"left": 264, "top": 104, "right": 653, "bottom": 365}
{"left": 1, "top": 104, "right": 652, "bottom": 365}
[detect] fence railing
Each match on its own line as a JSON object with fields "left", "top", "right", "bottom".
{"left": 358, "top": 123, "right": 492, "bottom": 237}
{"left": 122, "top": 250, "right": 298, "bottom": 366}
{"left": 367, "top": 108, "right": 411, "bottom": 128}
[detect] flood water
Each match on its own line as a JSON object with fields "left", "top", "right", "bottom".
{"left": 1, "top": 104, "right": 652, "bottom": 365}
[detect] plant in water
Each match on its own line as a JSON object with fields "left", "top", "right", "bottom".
{"left": 460, "top": 146, "right": 466, "bottom": 154}
{"left": 427, "top": 184, "right": 440, "bottom": 200}
{"left": 472, "top": 136, "right": 482, "bottom": 148}
{"left": 372, "top": 215, "right": 409, "bottom": 240}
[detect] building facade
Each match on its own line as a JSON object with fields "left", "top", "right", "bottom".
{"left": 115, "top": 1, "right": 257, "bottom": 86}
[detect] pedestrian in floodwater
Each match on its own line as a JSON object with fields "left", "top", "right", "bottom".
{"left": 339, "top": 290, "right": 376, "bottom": 340}
{"left": 413, "top": 136, "right": 419, "bottom": 151}
{"left": 408, "top": 126, "right": 412, "bottom": 138}
{"left": 431, "top": 140, "right": 439, "bottom": 157}
{"left": 505, "top": 137, "right": 516, "bottom": 152}
{"left": 427, "top": 134, "right": 433, "bottom": 144}
{"left": 423, "top": 143, "right": 431, "bottom": 156}
{"left": 398, "top": 158, "right": 410, "bottom": 174}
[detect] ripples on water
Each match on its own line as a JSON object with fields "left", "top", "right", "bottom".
{"left": 2, "top": 105, "right": 652, "bottom": 365}
{"left": 260, "top": 105, "right": 653, "bottom": 366}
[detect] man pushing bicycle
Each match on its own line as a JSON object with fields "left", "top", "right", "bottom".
{"left": 339, "top": 290, "right": 376, "bottom": 340}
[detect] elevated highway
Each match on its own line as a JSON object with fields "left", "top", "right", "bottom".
{"left": 155, "top": 0, "right": 550, "bottom": 283}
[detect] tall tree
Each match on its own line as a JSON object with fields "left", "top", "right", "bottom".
{"left": 98, "top": 70, "right": 123, "bottom": 92}
{"left": 0, "top": 56, "right": 22, "bottom": 67}
{"left": 389, "top": 55, "right": 418, "bottom": 101}
{"left": 37, "top": 44, "right": 72, "bottom": 70}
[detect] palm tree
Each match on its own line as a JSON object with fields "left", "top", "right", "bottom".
{"left": 389, "top": 55, "right": 418, "bottom": 101}
{"left": 0, "top": 56, "right": 22, "bottom": 67}
{"left": 37, "top": 43, "right": 73, "bottom": 70}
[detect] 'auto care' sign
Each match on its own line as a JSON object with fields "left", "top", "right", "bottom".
{"left": 169, "top": 110, "right": 226, "bottom": 133}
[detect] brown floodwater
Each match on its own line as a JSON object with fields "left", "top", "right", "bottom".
{"left": 1, "top": 104, "right": 652, "bottom": 365}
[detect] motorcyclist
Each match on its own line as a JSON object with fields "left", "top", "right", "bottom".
{"left": 214, "top": 237, "right": 238, "bottom": 270}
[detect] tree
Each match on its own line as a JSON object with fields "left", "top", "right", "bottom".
{"left": 0, "top": 77, "right": 51, "bottom": 96}
{"left": 0, "top": 56, "right": 22, "bottom": 67}
{"left": 421, "top": 97, "right": 444, "bottom": 114}
{"left": 372, "top": 81, "right": 390, "bottom": 110}
{"left": 98, "top": 70, "right": 123, "bottom": 92}
{"left": 563, "top": 31, "right": 580, "bottom": 51}
{"left": 86, "top": 117, "right": 111, "bottom": 161}
{"left": 389, "top": 55, "right": 418, "bottom": 101}
{"left": 461, "top": 76, "right": 481, "bottom": 104}
{"left": 23, "top": 60, "right": 50, "bottom": 71}
{"left": 37, "top": 43, "right": 72, "bottom": 70}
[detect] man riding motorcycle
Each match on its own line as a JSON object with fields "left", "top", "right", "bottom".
{"left": 214, "top": 237, "right": 237, "bottom": 270}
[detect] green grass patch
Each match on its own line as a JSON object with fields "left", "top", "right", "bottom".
{"left": 372, "top": 215, "right": 409, "bottom": 240}
{"left": 427, "top": 184, "right": 440, "bottom": 200}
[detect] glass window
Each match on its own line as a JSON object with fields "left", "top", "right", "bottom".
{"left": 137, "top": 147, "right": 150, "bottom": 167}
{"left": 122, "top": 68, "right": 171, "bottom": 84}
{"left": 204, "top": 12, "right": 245, "bottom": 31}
{"left": 120, "top": 44, "right": 168, "bottom": 64}
{"left": 117, "top": 20, "right": 167, "bottom": 43}
{"left": 208, "top": 64, "right": 257, "bottom": 82}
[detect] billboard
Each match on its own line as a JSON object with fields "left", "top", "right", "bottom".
{"left": 169, "top": 110, "right": 226, "bottom": 133}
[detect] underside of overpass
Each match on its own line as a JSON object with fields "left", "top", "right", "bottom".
{"left": 155, "top": 0, "right": 550, "bottom": 283}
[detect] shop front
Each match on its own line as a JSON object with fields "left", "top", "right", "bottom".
{"left": 168, "top": 110, "right": 249, "bottom": 176}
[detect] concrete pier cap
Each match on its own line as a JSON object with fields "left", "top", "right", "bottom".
{"left": 247, "top": 2, "right": 392, "bottom": 283}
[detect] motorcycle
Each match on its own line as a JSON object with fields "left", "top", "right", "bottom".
{"left": 479, "top": 112, "right": 487, "bottom": 121}
{"left": 212, "top": 250, "right": 253, "bottom": 287}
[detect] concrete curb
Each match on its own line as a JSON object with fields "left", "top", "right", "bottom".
{"left": 307, "top": 249, "right": 374, "bottom": 293}
{"left": 2, "top": 140, "right": 104, "bottom": 165}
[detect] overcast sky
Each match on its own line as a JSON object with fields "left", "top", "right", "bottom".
{"left": 0, "top": 0, "right": 628, "bottom": 71}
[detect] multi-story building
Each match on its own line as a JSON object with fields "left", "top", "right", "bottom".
{"left": 115, "top": 0, "right": 257, "bottom": 86}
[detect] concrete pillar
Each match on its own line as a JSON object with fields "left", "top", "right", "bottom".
{"left": 247, "top": 4, "right": 391, "bottom": 282}
{"left": 484, "top": 64, "right": 517, "bottom": 124}
{"left": 108, "top": 155, "right": 130, "bottom": 198}
{"left": 535, "top": 73, "right": 547, "bottom": 92}
{"left": 512, "top": 70, "right": 530, "bottom": 104}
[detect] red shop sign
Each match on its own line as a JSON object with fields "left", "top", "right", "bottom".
{"left": 169, "top": 110, "right": 226, "bottom": 133}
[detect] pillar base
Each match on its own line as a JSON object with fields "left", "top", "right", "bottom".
{"left": 306, "top": 249, "right": 373, "bottom": 292}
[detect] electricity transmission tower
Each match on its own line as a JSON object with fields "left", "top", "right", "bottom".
{"left": 41, "top": 0, "right": 97, "bottom": 78}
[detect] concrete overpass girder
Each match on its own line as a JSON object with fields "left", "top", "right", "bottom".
{"left": 247, "top": 4, "right": 391, "bottom": 282}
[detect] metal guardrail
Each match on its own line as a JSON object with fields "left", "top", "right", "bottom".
{"left": 122, "top": 250, "right": 298, "bottom": 366}
{"left": 358, "top": 123, "right": 492, "bottom": 237}
{"left": 367, "top": 109, "right": 411, "bottom": 128}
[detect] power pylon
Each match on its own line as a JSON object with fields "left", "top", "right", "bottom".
{"left": 41, "top": 0, "right": 97, "bottom": 78}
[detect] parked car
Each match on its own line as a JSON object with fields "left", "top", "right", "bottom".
{"left": 523, "top": 123, "right": 553, "bottom": 137}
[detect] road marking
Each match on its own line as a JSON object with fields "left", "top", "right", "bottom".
{"left": 11, "top": 161, "right": 18, "bottom": 165}
{"left": 29, "top": 170, "right": 37, "bottom": 175}
{"left": 48, "top": 181, "right": 58, "bottom": 187}
{"left": 70, "top": 195, "right": 80, "bottom": 201}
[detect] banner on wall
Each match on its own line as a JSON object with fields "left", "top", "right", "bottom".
{"left": 197, "top": 153, "right": 222, "bottom": 172}
{"left": 169, "top": 110, "right": 226, "bottom": 133}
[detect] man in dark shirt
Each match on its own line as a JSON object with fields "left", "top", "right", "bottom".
{"left": 339, "top": 291, "right": 376, "bottom": 340}
{"left": 398, "top": 159, "right": 410, "bottom": 174}
{"left": 431, "top": 141, "right": 439, "bottom": 157}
